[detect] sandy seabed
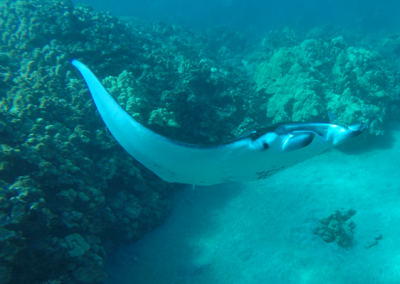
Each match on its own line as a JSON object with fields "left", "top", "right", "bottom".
{"left": 105, "top": 123, "right": 400, "bottom": 284}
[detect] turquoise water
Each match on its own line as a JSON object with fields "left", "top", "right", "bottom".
{"left": 2, "top": 0, "right": 400, "bottom": 283}
{"left": 105, "top": 123, "right": 400, "bottom": 284}
{"left": 72, "top": 0, "right": 400, "bottom": 32}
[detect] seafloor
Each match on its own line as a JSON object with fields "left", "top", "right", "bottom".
{"left": 105, "top": 122, "right": 400, "bottom": 284}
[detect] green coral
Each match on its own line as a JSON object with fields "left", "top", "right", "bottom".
{"left": 149, "top": 108, "right": 180, "bottom": 127}
{"left": 64, "top": 233, "right": 90, "bottom": 257}
{"left": 254, "top": 35, "right": 397, "bottom": 135}
{"left": 102, "top": 70, "right": 148, "bottom": 122}
{"left": 72, "top": 266, "right": 108, "bottom": 283}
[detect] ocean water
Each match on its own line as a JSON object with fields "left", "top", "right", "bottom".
{"left": 2, "top": 0, "right": 400, "bottom": 283}
{"left": 71, "top": 0, "right": 400, "bottom": 33}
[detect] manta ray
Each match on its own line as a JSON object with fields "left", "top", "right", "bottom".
{"left": 72, "top": 60, "right": 366, "bottom": 186}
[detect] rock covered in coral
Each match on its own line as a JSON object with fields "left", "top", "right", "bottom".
{"left": 0, "top": 0, "right": 183, "bottom": 283}
{"left": 254, "top": 32, "right": 398, "bottom": 135}
{"left": 312, "top": 208, "right": 356, "bottom": 247}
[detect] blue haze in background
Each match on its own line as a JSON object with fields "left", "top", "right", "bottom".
{"left": 72, "top": 0, "right": 400, "bottom": 33}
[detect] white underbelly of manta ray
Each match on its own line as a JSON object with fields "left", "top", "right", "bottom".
{"left": 71, "top": 60, "right": 367, "bottom": 186}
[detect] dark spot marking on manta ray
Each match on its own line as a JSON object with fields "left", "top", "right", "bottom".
{"left": 263, "top": 142, "right": 269, "bottom": 150}
{"left": 257, "top": 173, "right": 271, "bottom": 180}
{"left": 256, "top": 169, "right": 275, "bottom": 180}
{"left": 257, "top": 170, "right": 273, "bottom": 176}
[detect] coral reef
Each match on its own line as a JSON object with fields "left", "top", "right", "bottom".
{"left": 254, "top": 33, "right": 399, "bottom": 135}
{"left": 0, "top": 1, "right": 180, "bottom": 283}
{"left": 312, "top": 209, "right": 356, "bottom": 247}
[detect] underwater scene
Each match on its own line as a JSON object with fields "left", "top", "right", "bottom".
{"left": 0, "top": 0, "right": 400, "bottom": 283}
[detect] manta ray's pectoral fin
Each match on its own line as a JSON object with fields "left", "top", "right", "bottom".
{"left": 281, "top": 132, "right": 315, "bottom": 153}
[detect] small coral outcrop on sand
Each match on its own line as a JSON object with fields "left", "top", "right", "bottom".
{"left": 312, "top": 209, "right": 356, "bottom": 247}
